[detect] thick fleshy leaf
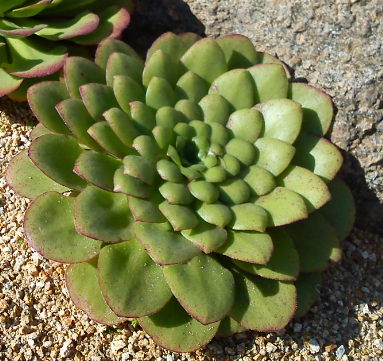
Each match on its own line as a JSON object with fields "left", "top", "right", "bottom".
{"left": 133, "top": 135, "right": 161, "bottom": 162}
{"left": 127, "top": 193, "right": 166, "bottom": 223}
{"left": 74, "top": 151, "right": 122, "bottom": 191}
{"left": 164, "top": 253, "right": 235, "bottom": 325}
{"left": 152, "top": 125, "right": 174, "bottom": 150}
{"left": 74, "top": 185, "right": 134, "bottom": 243}
{"left": 229, "top": 203, "right": 268, "bottom": 232}
{"left": 79, "top": 83, "right": 120, "bottom": 121}
{"left": 146, "top": 76, "right": 176, "bottom": 109}
{"left": 229, "top": 271, "right": 296, "bottom": 331}
{"left": 0, "top": 18, "right": 47, "bottom": 37}
{"left": 106, "top": 52, "right": 143, "bottom": 86}
{"left": 156, "top": 106, "right": 185, "bottom": 129}
{"left": 232, "top": 228, "right": 299, "bottom": 280}
{"left": 113, "top": 76, "right": 145, "bottom": 111}
{"left": 3, "top": 36, "right": 67, "bottom": 78}
{"left": 133, "top": 222, "right": 201, "bottom": 265}
{"left": 196, "top": 202, "right": 232, "bottom": 227}
{"left": 123, "top": 155, "right": 156, "bottom": 185}
{"left": 216, "top": 230, "right": 273, "bottom": 264}
{"left": 294, "top": 272, "right": 322, "bottom": 318}
{"left": 5, "top": 1, "right": 50, "bottom": 18}
{"left": 226, "top": 109, "right": 263, "bottom": 143}
{"left": 24, "top": 192, "right": 101, "bottom": 263}
{"left": 159, "top": 182, "right": 193, "bottom": 205}
{"left": 98, "top": 240, "right": 172, "bottom": 317}
{"left": 253, "top": 137, "right": 295, "bottom": 176}
{"left": 159, "top": 202, "right": 198, "bottom": 231}
{"left": 181, "top": 218, "right": 227, "bottom": 253}
{"left": 146, "top": 32, "right": 188, "bottom": 63}
{"left": 241, "top": 165, "right": 276, "bottom": 196}
{"left": 143, "top": 49, "right": 177, "bottom": 87}
{"left": 210, "top": 123, "right": 230, "bottom": 146}
{"left": 103, "top": 107, "right": 139, "bottom": 147}
{"left": 156, "top": 159, "right": 184, "bottom": 183}
{"left": 209, "top": 69, "right": 254, "bottom": 112}
{"left": 56, "top": 99, "right": 102, "bottom": 151}
{"left": 28, "top": 81, "right": 71, "bottom": 136}
{"left": 175, "top": 71, "right": 207, "bottom": 103}
{"left": 87, "top": 121, "right": 132, "bottom": 158}
{"left": 180, "top": 37, "right": 227, "bottom": 86}
{"left": 30, "top": 123, "right": 53, "bottom": 140}
{"left": 225, "top": 138, "right": 256, "bottom": 166}
{"left": 0, "top": 65, "right": 22, "bottom": 98}
{"left": 174, "top": 99, "right": 203, "bottom": 122}
{"left": 219, "top": 179, "right": 250, "bottom": 205}
{"left": 319, "top": 177, "right": 355, "bottom": 239}
{"left": 129, "top": 101, "right": 156, "bottom": 134}
{"left": 6, "top": 149, "right": 69, "bottom": 199}
{"left": 188, "top": 180, "right": 219, "bottom": 204}
{"left": 292, "top": 132, "right": 343, "bottom": 182}
{"left": 247, "top": 63, "right": 288, "bottom": 104}
{"left": 199, "top": 94, "right": 230, "bottom": 125}
{"left": 113, "top": 168, "right": 151, "bottom": 198}
{"left": 284, "top": 212, "right": 341, "bottom": 272}
{"left": 71, "top": 6, "right": 130, "bottom": 45}
{"left": 28, "top": 134, "right": 87, "bottom": 190}
{"left": 139, "top": 297, "right": 219, "bottom": 353}
{"left": 64, "top": 56, "right": 106, "bottom": 99}
{"left": 216, "top": 34, "right": 257, "bottom": 69}
{"left": 66, "top": 259, "right": 126, "bottom": 325}
{"left": 255, "top": 98, "right": 302, "bottom": 144}
{"left": 216, "top": 316, "right": 248, "bottom": 337}
{"left": 289, "top": 82, "right": 333, "bottom": 136}
{"left": 95, "top": 38, "right": 140, "bottom": 70}
{"left": 277, "top": 165, "right": 331, "bottom": 212}
{"left": 255, "top": 187, "right": 308, "bottom": 227}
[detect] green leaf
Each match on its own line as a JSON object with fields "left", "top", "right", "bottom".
{"left": 106, "top": 52, "right": 144, "bottom": 86}
{"left": 146, "top": 32, "right": 188, "bottom": 63}
{"left": 156, "top": 159, "right": 184, "bottom": 183}
{"left": 143, "top": 49, "right": 177, "bottom": 87}
{"left": 209, "top": 69, "right": 255, "bottom": 112}
{"left": 255, "top": 98, "right": 302, "bottom": 144}
{"left": 253, "top": 137, "right": 295, "bottom": 176}
{"left": 133, "top": 222, "right": 201, "bottom": 265}
{"left": 159, "top": 202, "right": 198, "bottom": 231}
{"left": 219, "top": 179, "right": 250, "bottom": 205}
{"left": 319, "top": 177, "right": 355, "bottom": 240}
{"left": 232, "top": 228, "right": 299, "bottom": 281}
{"left": 5, "top": 1, "right": 50, "bottom": 18}
{"left": 28, "top": 134, "right": 88, "bottom": 191}
{"left": 294, "top": 272, "right": 322, "bottom": 318}
{"left": 3, "top": 36, "right": 67, "bottom": 78}
{"left": 164, "top": 253, "right": 235, "bottom": 325}
{"left": 216, "top": 316, "right": 248, "bottom": 337}
{"left": 74, "top": 151, "right": 122, "bottom": 191}
{"left": 240, "top": 165, "right": 276, "bottom": 196}
{"left": 188, "top": 180, "right": 219, "bottom": 204}
{"left": 24, "top": 192, "right": 101, "bottom": 263}
{"left": 175, "top": 71, "right": 207, "bottom": 103}
{"left": 133, "top": 135, "right": 161, "bottom": 162}
{"left": 181, "top": 218, "right": 227, "bottom": 253}
{"left": 292, "top": 132, "right": 343, "bottom": 182}
{"left": 123, "top": 155, "right": 156, "bottom": 185}
{"left": 229, "top": 203, "right": 268, "bottom": 232}
{"left": 174, "top": 99, "right": 203, "bottom": 122}
{"left": 139, "top": 297, "right": 219, "bottom": 353}
{"left": 6, "top": 149, "right": 69, "bottom": 199}
{"left": 199, "top": 94, "right": 230, "bottom": 125}
{"left": 98, "top": 240, "right": 172, "bottom": 317}
{"left": 180, "top": 37, "right": 227, "bottom": 86}
{"left": 255, "top": 187, "right": 308, "bottom": 227}
{"left": 66, "top": 258, "right": 126, "bottom": 325}
{"left": 159, "top": 182, "right": 193, "bottom": 205}
{"left": 113, "top": 76, "right": 145, "bottom": 111}
{"left": 248, "top": 63, "right": 288, "bottom": 104}
{"left": 73, "top": 185, "right": 135, "bottom": 243}
{"left": 95, "top": 38, "right": 140, "bottom": 70}
{"left": 225, "top": 138, "right": 256, "bottom": 166}
{"left": 56, "top": 99, "right": 103, "bottom": 151}
{"left": 229, "top": 271, "right": 296, "bottom": 331}
{"left": 28, "top": 81, "right": 71, "bottom": 136}
{"left": 146, "top": 76, "right": 176, "bottom": 110}
{"left": 226, "top": 109, "right": 263, "bottom": 143}
{"left": 113, "top": 168, "right": 151, "bottom": 198}
{"left": 127, "top": 193, "right": 166, "bottom": 223}
{"left": 30, "top": 123, "right": 53, "bottom": 141}
{"left": 277, "top": 165, "right": 331, "bottom": 213}
{"left": 129, "top": 101, "right": 156, "bottom": 134}
{"left": 289, "top": 82, "right": 333, "bottom": 136}
{"left": 156, "top": 106, "right": 185, "bottom": 129}
{"left": 215, "top": 230, "right": 273, "bottom": 264}
{"left": 284, "top": 212, "right": 341, "bottom": 272}
{"left": 210, "top": 123, "right": 230, "bottom": 146}
{"left": 195, "top": 202, "right": 232, "bottom": 227}
{"left": 64, "top": 56, "right": 106, "bottom": 99}
{"left": 216, "top": 34, "right": 257, "bottom": 69}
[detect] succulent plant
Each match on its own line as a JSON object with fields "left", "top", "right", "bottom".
{"left": 0, "top": 0, "right": 132, "bottom": 101}
{"left": 6, "top": 32, "right": 355, "bottom": 352}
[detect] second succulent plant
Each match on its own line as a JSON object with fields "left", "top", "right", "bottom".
{"left": 6, "top": 32, "right": 355, "bottom": 352}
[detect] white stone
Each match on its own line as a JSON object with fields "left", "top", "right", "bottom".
{"left": 373, "top": 338, "right": 383, "bottom": 350}
{"left": 335, "top": 345, "right": 345, "bottom": 359}
{"left": 293, "top": 323, "right": 303, "bottom": 332}
{"left": 309, "top": 338, "right": 320, "bottom": 353}
{"left": 111, "top": 340, "right": 126, "bottom": 353}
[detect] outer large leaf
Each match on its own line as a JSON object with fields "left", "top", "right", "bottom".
{"left": 294, "top": 272, "right": 322, "bottom": 318}
{"left": 216, "top": 316, "right": 248, "bottom": 337}
{"left": 6, "top": 149, "right": 69, "bottom": 199}
{"left": 139, "top": 297, "right": 219, "bottom": 353}
{"left": 98, "top": 240, "right": 172, "bottom": 317}
{"left": 163, "top": 253, "right": 235, "bottom": 325}
{"left": 66, "top": 258, "right": 127, "bottom": 325}
{"left": 24, "top": 192, "right": 101, "bottom": 263}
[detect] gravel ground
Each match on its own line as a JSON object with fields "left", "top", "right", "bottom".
{"left": 1, "top": 0, "right": 383, "bottom": 360}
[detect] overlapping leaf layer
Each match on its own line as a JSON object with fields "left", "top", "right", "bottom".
{"left": 6, "top": 33, "right": 355, "bottom": 352}
{"left": 0, "top": 0, "right": 132, "bottom": 100}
